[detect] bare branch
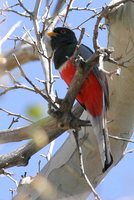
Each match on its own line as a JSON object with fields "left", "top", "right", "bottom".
{"left": 1, "top": 7, "right": 30, "bottom": 18}
{"left": 0, "top": 168, "right": 13, "bottom": 176}
{"left": 73, "top": 131, "right": 102, "bottom": 200}
{"left": 1, "top": 44, "right": 38, "bottom": 72}
{"left": 18, "top": 0, "right": 32, "bottom": 15}
{"left": 69, "top": 7, "right": 97, "bottom": 13}
{"left": 31, "top": 1, "right": 55, "bottom": 100}
{"left": 124, "top": 149, "right": 134, "bottom": 155}
{"left": 40, "top": 140, "right": 55, "bottom": 161}
{"left": 0, "top": 103, "right": 83, "bottom": 169}
{"left": 72, "top": 28, "right": 85, "bottom": 59}
{"left": 76, "top": 12, "right": 100, "bottom": 30}
{"left": 0, "top": 21, "right": 21, "bottom": 49}
{"left": 0, "top": 84, "right": 35, "bottom": 96}
{"left": 93, "top": 0, "right": 134, "bottom": 51}
{"left": 63, "top": 0, "right": 74, "bottom": 26}
{"left": 8, "top": 117, "right": 19, "bottom": 129}
{"left": 0, "top": 108, "right": 33, "bottom": 123}
{"left": 109, "top": 134, "right": 134, "bottom": 143}
{"left": 52, "top": 0, "right": 65, "bottom": 18}
{"left": 9, "top": 189, "right": 15, "bottom": 199}
{"left": 0, "top": 0, "right": 73, "bottom": 74}
{"left": 12, "top": 54, "right": 55, "bottom": 107}
{"left": 0, "top": 125, "right": 32, "bottom": 144}
{"left": 0, "top": 18, "right": 6, "bottom": 24}
{"left": 33, "top": 0, "right": 42, "bottom": 18}
{"left": 0, "top": 2, "right": 30, "bottom": 17}
{"left": 6, "top": 174, "right": 18, "bottom": 187}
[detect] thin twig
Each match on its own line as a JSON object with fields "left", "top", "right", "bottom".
{"left": 18, "top": 0, "right": 32, "bottom": 15}
{"left": 6, "top": 174, "right": 18, "bottom": 187}
{"left": 93, "top": 0, "right": 134, "bottom": 51}
{"left": 0, "top": 108, "right": 33, "bottom": 123}
{"left": 52, "top": 0, "right": 65, "bottom": 18}
{"left": 5, "top": 70, "right": 21, "bottom": 85}
{"left": 73, "top": 130, "right": 102, "bottom": 200}
{"left": 12, "top": 53, "right": 57, "bottom": 108}
{"left": 32, "top": 1, "right": 55, "bottom": 100}
{"left": 0, "top": 168, "right": 13, "bottom": 176}
{"left": 38, "top": 160, "right": 41, "bottom": 173}
{"left": 0, "top": 168, "right": 18, "bottom": 186}
{"left": 9, "top": 188, "right": 16, "bottom": 199}
{"left": 3, "top": 8, "right": 30, "bottom": 18}
{"left": 0, "top": 18, "right": 6, "bottom": 24}
{"left": 0, "top": 84, "right": 35, "bottom": 97}
{"left": 40, "top": 139, "right": 55, "bottom": 161}
{"left": 109, "top": 135, "right": 134, "bottom": 143}
{"left": 63, "top": 0, "right": 74, "bottom": 26}
{"left": 76, "top": 12, "right": 100, "bottom": 30}
{"left": 124, "top": 149, "right": 134, "bottom": 155}
{"left": 8, "top": 117, "right": 19, "bottom": 129}
{"left": 0, "top": 21, "right": 21, "bottom": 47}
{"left": 72, "top": 28, "right": 85, "bottom": 60}
{"left": 98, "top": 52, "right": 114, "bottom": 76}
{"left": 33, "top": 0, "right": 42, "bottom": 18}
{"left": 69, "top": 7, "right": 97, "bottom": 13}
{"left": 41, "top": 0, "right": 53, "bottom": 34}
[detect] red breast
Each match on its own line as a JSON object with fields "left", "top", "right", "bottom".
{"left": 59, "top": 59, "right": 103, "bottom": 117}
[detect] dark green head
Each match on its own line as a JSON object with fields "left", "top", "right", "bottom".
{"left": 48, "top": 27, "right": 77, "bottom": 69}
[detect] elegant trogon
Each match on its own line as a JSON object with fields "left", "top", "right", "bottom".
{"left": 48, "top": 27, "right": 113, "bottom": 172}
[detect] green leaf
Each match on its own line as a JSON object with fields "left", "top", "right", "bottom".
{"left": 27, "top": 104, "right": 44, "bottom": 119}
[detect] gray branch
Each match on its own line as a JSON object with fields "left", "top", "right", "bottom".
{"left": 0, "top": 103, "right": 83, "bottom": 169}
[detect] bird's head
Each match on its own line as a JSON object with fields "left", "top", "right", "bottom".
{"left": 47, "top": 27, "right": 77, "bottom": 51}
{"left": 47, "top": 27, "right": 77, "bottom": 69}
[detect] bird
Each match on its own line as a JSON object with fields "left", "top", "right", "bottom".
{"left": 48, "top": 27, "right": 113, "bottom": 172}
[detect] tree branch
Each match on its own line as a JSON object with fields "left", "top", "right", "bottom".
{"left": 0, "top": 103, "right": 83, "bottom": 170}
{"left": 0, "top": 43, "right": 38, "bottom": 73}
{"left": 93, "top": 0, "right": 134, "bottom": 51}
{"left": 0, "top": 108, "right": 33, "bottom": 123}
{"left": 0, "top": 21, "right": 21, "bottom": 48}
{"left": 73, "top": 130, "right": 102, "bottom": 200}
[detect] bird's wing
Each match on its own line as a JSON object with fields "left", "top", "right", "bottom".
{"left": 78, "top": 44, "right": 109, "bottom": 110}
{"left": 78, "top": 44, "right": 112, "bottom": 171}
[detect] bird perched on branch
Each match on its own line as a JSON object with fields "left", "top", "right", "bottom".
{"left": 48, "top": 27, "right": 113, "bottom": 172}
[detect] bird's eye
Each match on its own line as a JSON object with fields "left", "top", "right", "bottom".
{"left": 60, "top": 29, "right": 66, "bottom": 34}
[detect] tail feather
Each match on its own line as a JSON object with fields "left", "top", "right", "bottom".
{"left": 102, "top": 127, "right": 113, "bottom": 172}
{"left": 89, "top": 114, "right": 113, "bottom": 172}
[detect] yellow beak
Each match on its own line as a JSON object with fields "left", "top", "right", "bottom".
{"left": 47, "top": 31, "right": 57, "bottom": 37}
